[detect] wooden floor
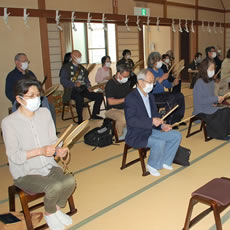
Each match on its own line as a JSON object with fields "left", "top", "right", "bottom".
{"left": 1, "top": 83, "right": 230, "bottom": 230}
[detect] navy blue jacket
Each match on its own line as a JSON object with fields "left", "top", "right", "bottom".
{"left": 124, "top": 88, "right": 161, "bottom": 148}
{"left": 5, "top": 68, "right": 36, "bottom": 103}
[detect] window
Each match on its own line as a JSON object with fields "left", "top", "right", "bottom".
{"left": 72, "top": 22, "right": 116, "bottom": 64}
{"left": 88, "top": 23, "right": 106, "bottom": 63}
{"left": 72, "top": 23, "right": 87, "bottom": 63}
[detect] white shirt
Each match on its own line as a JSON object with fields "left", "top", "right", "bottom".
{"left": 137, "top": 87, "right": 151, "bottom": 118}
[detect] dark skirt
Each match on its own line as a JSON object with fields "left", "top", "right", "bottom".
{"left": 198, "top": 107, "right": 230, "bottom": 140}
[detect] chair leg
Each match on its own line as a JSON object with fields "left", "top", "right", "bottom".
{"left": 69, "top": 103, "right": 78, "bottom": 123}
{"left": 202, "top": 121, "right": 212, "bottom": 142}
{"left": 8, "top": 185, "right": 16, "bottom": 212}
{"left": 67, "top": 194, "right": 77, "bottom": 215}
{"left": 120, "top": 144, "right": 130, "bottom": 170}
{"left": 186, "top": 119, "right": 193, "bottom": 138}
{"left": 186, "top": 117, "right": 203, "bottom": 139}
{"left": 112, "top": 121, "right": 119, "bottom": 143}
{"left": 18, "top": 191, "right": 34, "bottom": 230}
{"left": 87, "top": 103, "right": 92, "bottom": 119}
{"left": 183, "top": 198, "right": 197, "bottom": 230}
{"left": 212, "top": 203, "right": 223, "bottom": 230}
{"left": 138, "top": 149, "right": 149, "bottom": 176}
{"left": 61, "top": 104, "right": 66, "bottom": 121}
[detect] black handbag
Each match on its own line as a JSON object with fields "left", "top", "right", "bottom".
{"left": 84, "top": 119, "right": 114, "bottom": 150}
{"left": 173, "top": 145, "right": 191, "bottom": 166}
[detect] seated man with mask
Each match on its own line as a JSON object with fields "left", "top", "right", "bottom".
{"left": 5, "top": 53, "right": 56, "bottom": 126}
{"left": 125, "top": 69, "right": 181, "bottom": 176}
{"left": 105, "top": 64, "right": 131, "bottom": 141}
{"left": 60, "top": 50, "right": 104, "bottom": 124}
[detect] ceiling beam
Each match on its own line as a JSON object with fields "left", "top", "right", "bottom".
{"left": 0, "top": 7, "right": 227, "bottom": 27}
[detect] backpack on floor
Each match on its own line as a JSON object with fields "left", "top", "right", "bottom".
{"left": 84, "top": 118, "right": 114, "bottom": 150}
{"left": 173, "top": 145, "right": 191, "bottom": 166}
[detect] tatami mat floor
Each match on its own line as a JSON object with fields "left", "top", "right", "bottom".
{"left": 1, "top": 83, "right": 230, "bottom": 230}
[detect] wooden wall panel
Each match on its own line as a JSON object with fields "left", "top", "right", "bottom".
{"left": 117, "top": 26, "right": 139, "bottom": 61}
{"left": 47, "top": 23, "right": 62, "bottom": 84}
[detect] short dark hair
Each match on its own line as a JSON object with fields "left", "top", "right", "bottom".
{"left": 122, "top": 49, "right": 131, "bottom": 57}
{"left": 15, "top": 79, "right": 42, "bottom": 98}
{"left": 205, "top": 46, "right": 215, "bottom": 57}
{"left": 195, "top": 52, "right": 202, "bottom": 58}
{"left": 162, "top": 54, "right": 169, "bottom": 60}
{"left": 101, "top": 55, "right": 111, "bottom": 66}
{"left": 116, "top": 64, "right": 131, "bottom": 74}
{"left": 227, "top": 49, "right": 230, "bottom": 58}
{"left": 205, "top": 46, "right": 212, "bottom": 57}
{"left": 198, "top": 59, "right": 215, "bottom": 83}
{"left": 63, "top": 52, "right": 71, "bottom": 65}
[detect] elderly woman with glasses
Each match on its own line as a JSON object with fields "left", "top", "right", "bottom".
{"left": 1, "top": 79, "right": 76, "bottom": 230}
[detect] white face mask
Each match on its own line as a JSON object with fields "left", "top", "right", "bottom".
{"left": 217, "top": 49, "right": 221, "bottom": 54}
{"left": 73, "top": 56, "right": 81, "bottom": 64}
{"left": 207, "top": 70, "right": 215, "bottom": 78}
{"left": 126, "top": 55, "right": 131, "bottom": 59}
{"left": 212, "top": 52, "right": 217, "bottom": 58}
{"left": 20, "top": 96, "right": 41, "bottom": 112}
{"left": 143, "top": 83, "right": 153, "bottom": 93}
{"left": 156, "top": 61, "right": 163, "bottom": 69}
{"left": 118, "top": 77, "right": 128, "bottom": 84}
{"left": 197, "top": 57, "right": 202, "bottom": 63}
{"left": 21, "top": 62, "right": 29, "bottom": 71}
{"left": 165, "top": 59, "right": 170, "bottom": 64}
{"left": 105, "top": 62, "right": 111, "bottom": 68}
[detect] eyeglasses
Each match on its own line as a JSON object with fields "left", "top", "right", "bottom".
{"left": 142, "top": 79, "right": 155, "bottom": 84}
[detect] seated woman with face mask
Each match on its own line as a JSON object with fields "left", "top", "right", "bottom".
{"left": 1, "top": 79, "right": 76, "bottom": 230}
{"left": 193, "top": 59, "right": 230, "bottom": 140}
{"left": 147, "top": 52, "right": 185, "bottom": 127}
{"left": 95, "top": 55, "right": 112, "bottom": 84}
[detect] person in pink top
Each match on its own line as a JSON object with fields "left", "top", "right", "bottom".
{"left": 95, "top": 56, "right": 112, "bottom": 84}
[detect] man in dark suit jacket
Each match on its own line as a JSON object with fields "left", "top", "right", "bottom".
{"left": 124, "top": 69, "right": 181, "bottom": 176}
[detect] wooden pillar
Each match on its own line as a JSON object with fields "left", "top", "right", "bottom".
{"left": 223, "top": 16, "right": 226, "bottom": 58}
{"left": 38, "top": 0, "right": 52, "bottom": 90}
{"left": 113, "top": 0, "right": 119, "bottom": 62}
{"left": 139, "top": 23, "right": 144, "bottom": 68}
{"left": 195, "top": 0, "right": 198, "bottom": 53}
{"left": 113, "top": 0, "right": 118, "bottom": 14}
{"left": 163, "top": 1, "right": 167, "bottom": 18}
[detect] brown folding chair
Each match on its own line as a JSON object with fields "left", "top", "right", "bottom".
{"left": 8, "top": 185, "right": 77, "bottom": 230}
{"left": 120, "top": 143, "right": 150, "bottom": 176}
{"left": 183, "top": 177, "right": 230, "bottom": 230}
{"left": 186, "top": 115, "right": 212, "bottom": 142}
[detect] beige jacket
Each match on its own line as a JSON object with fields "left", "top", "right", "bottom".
{"left": 1, "top": 108, "right": 59, "bottom": 179}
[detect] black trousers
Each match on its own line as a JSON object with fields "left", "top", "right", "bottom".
{"left": 154, "top": 92, "right": 185, "bottom": 124}
{"left": 71, "top": 87, "right": 103, "bottom": 122}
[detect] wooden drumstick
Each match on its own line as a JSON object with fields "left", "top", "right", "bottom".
{"left": 54, "top": 124, "right": 73, "bottom": 148}
{"left": 171, "top": 115, "right": 195, "bottom": 128}
{"left": 213, "top": 69, "right": 221, "bottom": 79}
{"left": 168, "top": 63, "right": 176, "bottom": 74}
{"left": 223, "top": 92, "right": 230, "bottom": 99}
{"left": 161, "top": 105, "right": 179, "bottom": 121}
